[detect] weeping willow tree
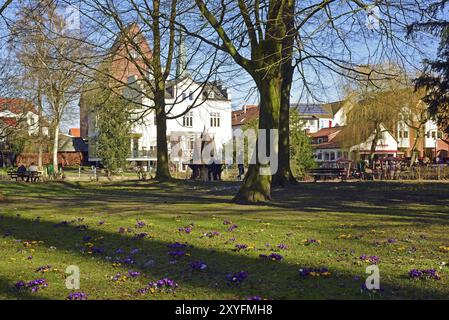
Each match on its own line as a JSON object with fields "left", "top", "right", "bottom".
{"left": 340, "top": 66, "right": 405, "bottom": 164}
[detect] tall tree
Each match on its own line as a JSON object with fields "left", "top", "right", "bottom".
{"left": 195, "top": 0, "right": 297, "bottom": 202}
{"left": 72, "top": 0, "right": 220, "bottom": 182}
{"left": 11, "top": 0, "right": 85, "bottom": 174}
{"left": 409, "top": 1, "right": 449, "bottom": 133}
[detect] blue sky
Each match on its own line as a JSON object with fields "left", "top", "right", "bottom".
{"left": 0, "top": 1, "right": 444, "bottom": 132}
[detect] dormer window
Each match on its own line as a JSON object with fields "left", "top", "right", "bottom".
{"left": 183, "top": 112, "right": 193, "bottom": 128}
{"left": 130, "top": 49, "right": 139, "bottom": 60}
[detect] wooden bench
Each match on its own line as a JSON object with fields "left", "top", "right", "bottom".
{"left": 7, "top": 170, "right": 42, "bottom": 182}
{"left": 7, "top": 170, "right": 19, "bottom": 181}
{"left": 309, "top": 168, "right": 348, "bottom": 182}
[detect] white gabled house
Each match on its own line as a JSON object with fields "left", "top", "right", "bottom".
{"left": 88, "top": 74, "right": 233, "bottom": 170}
{"left": 312, "top": 125, "right": 398, "bottom": 163}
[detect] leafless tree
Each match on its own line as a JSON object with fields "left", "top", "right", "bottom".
{"left": 9, "top": 0, "right": 86, "bottom": 174}
{"left": 188, "top": 0, "right": 433, "bottom": 203}
{"left": 57, "top": 0, "right": 223, "bottom": 181}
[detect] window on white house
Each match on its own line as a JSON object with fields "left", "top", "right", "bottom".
{"left": 210, "top": 112, "right": 221, "bottom": 127}
{"left": 398, "top": 131, "right": 403, "bottom": 139}
{"left": 130, "top": 49, "right": 139, "bottom": 60}
{"left": 317, "top": 153, "right": 323, "bottom": 160}
{"left": 330, "top": 152, "right": 336, "bottom": 161}
{"left": 183, "top": 112, "right": 193, "bottom": 127}
{"left": 404, "top": 131, "right": 409, "bottom": 138}
{"left": 324, "top": 152, "right": 330, "bottom": 161}
{"left": 432, "top": 131, "right": 437, "bottom": 139}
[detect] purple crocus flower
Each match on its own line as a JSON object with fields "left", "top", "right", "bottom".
{"left": 168, "top": 251, "right": 186, "bottom": 258}
{"left": 235, "top": 244, "right": 248, "bottom": 251}
{"left": 168, "top": 242, "right": 188, "bottom": 249}
{"left": 228, "top": 225, "right": 238, "bottom": 232}
{"left": 14, "top": 281, "right": 26, "bottom": 289}
{"left": 226, "top": 271, "right": 248, "bottom": 284}
{"left": 68, "top": 292, "right": 88, "bottom": 300}
{"left": 189, "top": 261, "right": 207, "bottom": 270}
{"left": 128, "top": 270, "right": 141, "bottom": 278}
{"left": 360, "top": 255, "right": 381, "bottom": 265}
{"left": 136, "top": 221, "right": 146, "bottom": 228}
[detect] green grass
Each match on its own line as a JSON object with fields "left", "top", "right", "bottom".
{"left": 0, "top": 180, "right": 448, "bottom": 300}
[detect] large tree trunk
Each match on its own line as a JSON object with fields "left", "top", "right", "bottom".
{"left": 234, "top": 77, "right": 281, "bottom": 203}
{"left": 155, "top": 96, "right": 171, "bottom": 181}
{"left": 272, "top": 64, "right": 295, "bottom": 186}
{"left": 272, "top": 0, "right": 296, "bottom": 187}
{"left": 53, "top": 124, "right": 59, "bottom": 176}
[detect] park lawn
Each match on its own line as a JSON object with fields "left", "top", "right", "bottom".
{"left": 0, "top": 180, "right": 448, "bottom": 300}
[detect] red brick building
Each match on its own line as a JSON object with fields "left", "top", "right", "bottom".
{"left": 79, "top": 24, "right": 153, "bottom": 139}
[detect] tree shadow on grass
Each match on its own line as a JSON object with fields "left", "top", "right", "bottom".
{"left": 267, "top": 182, "right": 449, "bottom": 225}
{"left": 0, "top": 276, "right": 49, "bottom": 300}
{"left": 0, "top": 214, "right": 447, "bottom": 300}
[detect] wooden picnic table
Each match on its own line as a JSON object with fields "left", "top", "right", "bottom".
{"left": 309, "top": 167, "right": 348, "bottom": 182}
{"left": 7, "top": 170, "right": 43, "bottom": 182}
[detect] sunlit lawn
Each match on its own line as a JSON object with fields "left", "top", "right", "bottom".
{"left": 0, "top": 180, "right": 448, "bottom": 300}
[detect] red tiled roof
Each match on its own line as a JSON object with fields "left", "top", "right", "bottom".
{"left": 311, "top": 127, "right": 344, "bottom": 149}
{"left": 69, "top": 128, "right": 81, "bottom": 137}
{"left": 232, "top": 105, "right": 259, "bottom": 127}
{"left": 0, "top": 98, "right": 37, "bottom": 115}
{"left": 311, "top": 126, "right": 342, "bottom": 138}
{"left": 0, "top": 117, "right": 17, "bottom": 127}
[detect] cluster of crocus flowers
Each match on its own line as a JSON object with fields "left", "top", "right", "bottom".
{"left": 360, "top": 255, "right": 381, "bottom": 265}
{"left": 303, "top": 239, "right": 321, "bottom": 246}
{"left": 204, "top": 231, "right": 221, "bottom": 238}
{"left": 259, "top": 253, "right": 283, "bottom": 262}
{"left": 132, "top": 232, "right": 148, "bottom": 240}
{"left": 168, "top": 242, "right": 188, "bottom": 250}
{"left": 112, "top": 273, "right": 128, "bottom": 283}
{"left": 299, "top": 268, "right": 331, "bottom": 278}
{"left": 189, "top": 261, "right": 207, "bottom": 270}
{"left": 68, "top": 292, "right": 88, "bottom": 300}
{"left": 277, "top": 244, "right": 288, "bottom": 250}
{"left": 136, "top": 220, "right": 146, "bottom": 228}
{"left": 128, "top": 270, "right": 141, "bottom": 278}
{"left": 179, "top": 224, "right": 194, "bottom": 234}
{"left": 35, "top": 265, "right": 51, "bottom": 273}
{"left": 228, "top": 224, "right": 239, "bottom": 232}
{"left": 226, "top": 271, "right": 248, "bottom": 284}
{"left": 168, "top": 251, "right": 186, "bottom": 258}
{"left": 235, "top": 244, "right": 248, "bottom": 251}
{"left": 15, "top": 279, "right": 48, "bottom": 293}
{"left": 409, "top": 269, "right": 441, "bottom": 280}
{"left": 138, "top": 278, "right": 178, "bottom": 294}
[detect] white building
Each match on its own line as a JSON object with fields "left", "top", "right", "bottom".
{"left": 88, "top": 75, "right": 233, "bottom": 170}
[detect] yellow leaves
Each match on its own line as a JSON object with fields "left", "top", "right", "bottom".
{"left": 439, "top": 246, "right": 449, "bottom": 253}
{"left": 338, "top": 234, "right": 352, "bottom": 239}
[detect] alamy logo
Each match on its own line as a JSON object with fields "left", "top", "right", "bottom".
{"left": 66, "top": 265, "right": 80, "bottom": 290}
{"left": 365, "top": 265, "right": 380, "bottom": 290}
